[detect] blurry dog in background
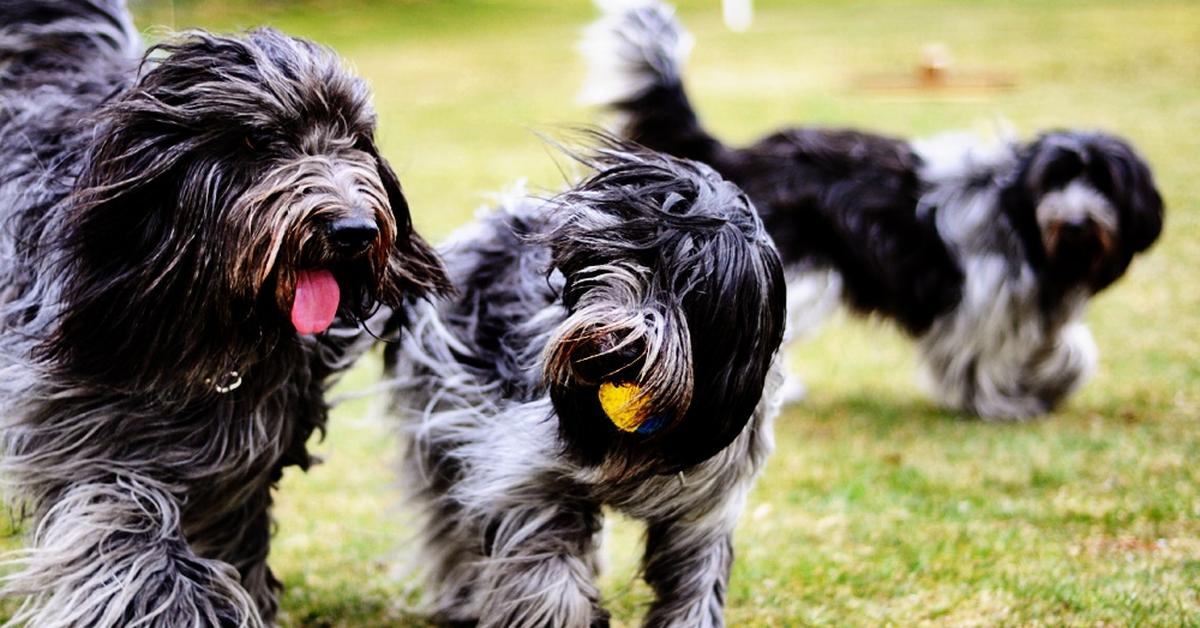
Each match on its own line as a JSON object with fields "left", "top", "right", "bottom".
{"left": 386, "top": 141, "right": 785, "bottom": 627}
{"left": 0, "top": 0, "right": 447, "bottom": 624}
{"left": 581, "top": 0, "right": 1164, "bottom": 419}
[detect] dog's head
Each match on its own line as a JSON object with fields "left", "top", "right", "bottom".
{"left": 541, "top": 144, "right": 785, "bottom": 479}
{"left": 48, "top": 29, "right": 448, "bottom": 394}
{"left": 1004, "top": 131, "right": 1163, "bottom": 295}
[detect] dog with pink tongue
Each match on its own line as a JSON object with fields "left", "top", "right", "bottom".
{"left": 0, "top": 1, "right": 448, "bottom": 624}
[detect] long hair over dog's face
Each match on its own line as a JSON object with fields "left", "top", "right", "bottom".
{"left": 542, "top": 146, "right": 785, "bottom": 480}
{"left": 1002, "top": 131, "right": 1163, "bottom": 299}
{"left": 46, "top": 29, "right": 448, "bottom": 396}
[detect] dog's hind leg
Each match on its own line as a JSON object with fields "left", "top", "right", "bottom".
{"left": 779, "top": 268, "right": 842, "bottom": 404}
{"left": 474, "top": 503, "right": 608, "bottom": 628}
{"left": 409, "top": 496, "right": 488, "bottom": 625}
{"left": 2, "top": 478, "right": 262, "bottom": 628}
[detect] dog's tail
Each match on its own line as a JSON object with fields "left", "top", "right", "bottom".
{"left": 579, "top": 0, "right": 724, "bottom": 164}
{"left": 0, "top": 0, "right": 140, "bottom": 78}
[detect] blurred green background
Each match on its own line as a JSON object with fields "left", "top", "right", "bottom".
{"left": 13, "top": 0, "right": 1200, "bottom": 625}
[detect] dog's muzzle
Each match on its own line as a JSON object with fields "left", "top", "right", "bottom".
{"left": 290, "top": 211, "right": 385, "bottom": 336}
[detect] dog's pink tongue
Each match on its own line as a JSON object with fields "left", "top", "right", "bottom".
{"left": 291, "top": 269, "right": 340, "bottom": 335}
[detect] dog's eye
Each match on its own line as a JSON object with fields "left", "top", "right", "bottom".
{"left": 244, "top": 136, "right": 257, "bottom": 151}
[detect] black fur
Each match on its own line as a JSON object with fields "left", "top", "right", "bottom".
{"left": 583, "top": 1, "right": 1163, "bottom": 418}
{"left": 541, "top": 148, "right": 787, "bottom": 474}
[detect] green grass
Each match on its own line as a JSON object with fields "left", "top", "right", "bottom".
{"left": 8, "top": 0, "right": 1200, "bottom": 624}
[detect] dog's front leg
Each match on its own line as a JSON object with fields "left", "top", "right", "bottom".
{"left": 3, "top": 478, "right": 262, "bottom": 628}
{"left": 921, "top": 319, "right": 1097, "bottom": 419}
{"left": 640, "top": 517, "right": 735, "bottom": 628}
{"left": 187, "top": 482, "right": 281, "bottom": 624}
{"left": 475, "top": 503, "right": 609, "bottom": 628}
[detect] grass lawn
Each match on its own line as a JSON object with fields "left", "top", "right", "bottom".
{"left": 5, "top": 0, "right": 1199, "bottom": 625}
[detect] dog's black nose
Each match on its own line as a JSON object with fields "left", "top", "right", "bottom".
{"left": 1057, "top": 217, "right": 1096, "bottom": 244}
{"left": 327, "top": 217, "right": 379, "bottom": 255}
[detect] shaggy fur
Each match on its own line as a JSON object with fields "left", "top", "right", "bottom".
{"left": 581, "top": 0, "right": 1164, "bottom": 419}
{"left": 385, "top": 143, "right": 786, "bottom": 627}
{"left": 0, "top": 1, "right": 447, "bottom": 625}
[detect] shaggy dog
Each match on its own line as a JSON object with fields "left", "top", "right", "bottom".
{"left": 0, "top": 0, "right": 447, "bottom": 624}
{"left": 385, "top": 143, "right": 785, "bottom": 627}
{"left": 581, "top": 0, "right": 1164, "bottom": 419}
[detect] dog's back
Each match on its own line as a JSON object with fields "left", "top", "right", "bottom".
{"left": 382, "top": 198, "right": 569, "bottom": 621}
{"left": 730, "top": 127, "right": 966, "bottom": 333}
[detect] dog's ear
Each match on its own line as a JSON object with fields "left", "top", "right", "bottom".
{"left": 1125, "top": 183, "right": 1164, "bottom": 254}
{"left": 1095, "top": 142, "right": 1164, "bottom": 254}
{"left": 362, "top": 142, "right": 453, "bottom": 301}
{"left": 47, "top": 123, "right": 243, "bottom": 393}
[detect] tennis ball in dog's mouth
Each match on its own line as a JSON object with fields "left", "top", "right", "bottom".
{"left": 597, "top": 382, "right": 664, "bottom": 434}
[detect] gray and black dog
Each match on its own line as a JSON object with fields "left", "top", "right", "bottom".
{"left": 583, "top": 0, "right": 1164, "bottom": 419}
{"left": 0, "top": 0, "right": 447, "bottom": 624}
{"left": 385, "top": 142, "right": 786, "bottom": 627}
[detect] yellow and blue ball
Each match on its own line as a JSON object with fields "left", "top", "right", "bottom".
{"left": 597, "top": 381, "right": 665, "bottom": 434}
